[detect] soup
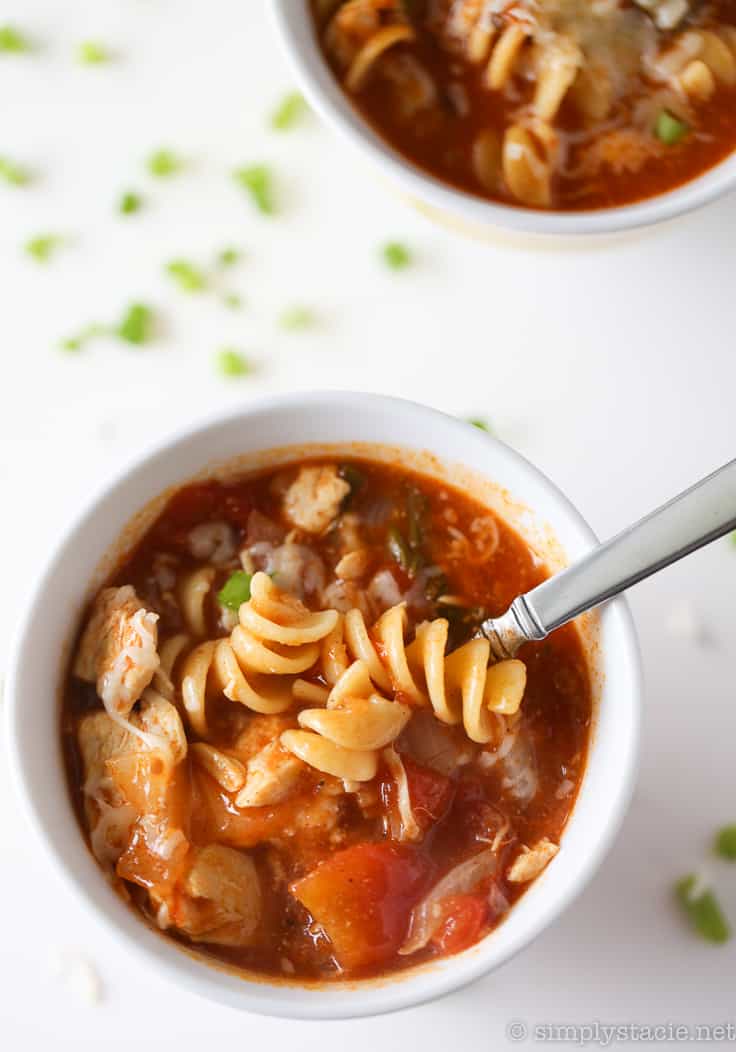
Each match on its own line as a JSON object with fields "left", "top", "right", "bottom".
{"left": 62, "top": 458, "right": 591, "bottom": 980}
{"left": 310, "top": 0, "right": 736, "bottom": 210}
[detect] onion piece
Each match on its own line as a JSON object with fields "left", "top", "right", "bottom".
{"left": 383, "top": 746, "right": 421, "bottom": 842}
{"left": 399, "top": 847, "right": 498, "bottom": 956}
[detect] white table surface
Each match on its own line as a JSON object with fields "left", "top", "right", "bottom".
{"left": 2, "top": 2, "right": 735, "bottom": 1047}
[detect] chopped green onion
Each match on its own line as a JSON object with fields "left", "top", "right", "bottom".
{"left": 77, "top": 41, "right": 110, "bottom": 64}
{"left": 656, "top": 110, "right": 688, "bottom": 146}
{"left": 166, "top": 259, "right": 206, "bottom": 293}
{"left": 675, "top": 875, "right": 731, "bottom": 944}
{"left": 406, "top": 487, "right": 428, "bottom": 556}
{"left": 382, "top": 241, "right": 411, "bottom": 270}
{"left": 147, "top": 149, "right": 183, "bottom": 177}
{"left": 271, "top": 92, "right": 307, "bottom": 131}
{"left": 25, "top": 234, "right": 63, "bottom": 263}
{"left": 468, "top": 417, "right": 492, "bottom": 433}
{"left": 117, "top": 303, "right": 154, "bottom": 345}
{"left": 279, "top": 305, "right": 315, "bottom": 330}
{"left": 731, "top": 532, "right": 736, "bottom": 548}
{"left": 223, "top": 292, "right": 243, "bottom": 310}
{"left": 217, "top": 247, "right": 241, "bottom": 267}
{"left": 715, "top": 825, "right": 736, "bottom": 861}
{"left": 0, "top": 25, "right": 31, "bottom": 53}
{"left": 216, "top": 348, "right": 252, "bottom": 377}
{"left": 60, "top": 322, "right": 108, "bottom": 352}
{"left": 233, "top": 165, "right": 275, "bottom": 215}
{"left": 119, "top": 191, "right": 142, "bottom": 215}
{"left": 0, "top": 156, "right": 30, "bottom": 186}
{"left": 387, "top": 526, "right": 412, "bottom": 574}
{"left": 217, "top": 571, "right": 253, "bottom": 610}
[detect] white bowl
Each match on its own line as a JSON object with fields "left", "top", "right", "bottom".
{"left": 270, "top": 1, "right": 736, "bottom": 239}
{"left": 5, "top": 392, "right": 641, "bottom": 1018}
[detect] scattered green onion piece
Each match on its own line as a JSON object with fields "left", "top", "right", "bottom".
{"left": 468, "top": 417, "right": 493, "bottom": 433}
{"left": 217, "top": 247, "right": 241, "bottom": 267}
{"left": 656, "top": 110, "right": 688, "bottom": 146}
{"left": 117, "top": 303, "right": 154, "bottom": 345}
{"left": 279, "top": 305, "right": 315, "bottom": 330}
{"left": 382, "top": 242, "right": 411, "bottom": 270}
{"left": 233, "top": 165, "right": 275, "bottom": 215}
{"left": 675, "top": 875, "right": 731, "bottom": 944}
{"left": 60, "top": 322, "right": 108, "bottom": 352}
{"left": 271, "top": 92, "right": 307, "bottom": 131}
{"left": 119, "top": 191, "right": 142, "bottom": 215}
{"left": 147, "top": 149, "right": 183, "bottom": 177}
{"left": 223, "top": 292, "right": 243, "bottom": 310}
{"left": 0, "top": 25, "right": 31, "bottom": 52}
{"left": 0, "top": 156, "right": 30, "bottom": 186}
{"left": 387, "top": 526, "right": 412, "bottom": 573}
{"left": 217, "top": 571, "right": 253, "bottom": 610}
{"left": 77, "top": 41, "right": 110, "bottom": 64}
{"left": 715, "top": 825, "right": 736, "bottom": 861}
{"left": 25, "top": 234, "right": 63, "bottom": 263}
{"left": 216, "top": 348, "right": 251, "bottom": 377}
{"left": 731, "top": 532, "right": 736, "bottom": 548}
{"left": 166, "top": 259, "right": 206, "bottom": 293}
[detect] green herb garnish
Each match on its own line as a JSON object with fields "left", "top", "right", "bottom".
{"left": 117, "top": 303, "right": 154, "bottom": 345}
{"left": 387, "top": 526, "right": 412, "bottom": 574}
{"left": 217, "top": 247, "right": 241, "bottom": 267}
{"left": 271, "top": 92, "right": 307, "bottom": 131}
{"left": 0, "top": 25, "right": 31, "bottom": 53}
{"left": 77, "top": 41, "right": 110, "bottom": 64}
{"left": 223, "top": 292, "right": 243, "bottom": 310}
{"left": 217, "top": 571, "right": 253, "bottom": 610}
{"left": 715, "top": 825, "right": 736, "bottom": 861}
{"left": 233, "top": 165, "right": 274, "bottom": 215}
{"left": 216, "top": 348, "right": 251, "bottom": 377}
{"left": 147, "top": 149, "right": 183, "bottom": 177}
{"left": 119, "top": 191, "right": 142, "bottom": 215}
{"left": 468, "top": 418, "right": 492, "bottom": 433}
{"left": 60, "top": 322, "right": 108, "bottom": 352}
{"left": 279, "top": 305, "right": 315, "bottom": 330}
{"left": 382, "top": 241, "right": 411, "bottom": 270}
{"left": 0, "top": 156, "right": 30, "bottom": 186}
{"left": 25, "top": 234, "right": 63, "bottom": 263}
{"left": 675, "top": 875, "right": 731, "bottom": 944}
{"left": 166, "top": 259, "right": 206, "bottom": 293}
{"left": 656, "top": 111, "right": 688, "bottom": 146}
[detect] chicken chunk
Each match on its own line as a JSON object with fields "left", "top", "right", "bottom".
{"left": 77, "top": 711, "right": 137, "bottom": 864}
{"left": 74, "top": 586, "right": 160, "bottom": 717}
{"left": 174, "top": 844, "right": 262, "bottom": 946}
{"left": 506, "top": 837, "right": 559, "bottom": 883}
{"left": 235, "top": 739, "right": 307, "bottom": 808}
{"left": 282, "top": 465, "right": 350, "bottom": 534}
{"left": 134, "top": 690, "right": 188, "bottom": 766}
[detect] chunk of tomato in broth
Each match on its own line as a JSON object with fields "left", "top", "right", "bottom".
{"left": 381, "top": 754, "right": 455, "bottom": 836}
{"left": 430, "top": 893, "right": 489, "bottom": 956}
{"left": 292, "top": 843, "right": 432, "bottom": 972}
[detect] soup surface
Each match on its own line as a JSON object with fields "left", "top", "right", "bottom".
{"left": 310, "top": 0, "right": 736, "bottom": 210}
{"left": 62, "top": 458, "right": 591, "bottom": 980}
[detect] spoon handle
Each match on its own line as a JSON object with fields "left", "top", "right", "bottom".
{"left": 480, "top": 457, "right": 736, "bottom": 659}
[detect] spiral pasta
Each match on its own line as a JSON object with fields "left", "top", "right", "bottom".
{"left": 281, "top": 659, "right": 411, "bottom": 782}
{"left": 660, "top": 29, "right": 736, "bottom": 101}
{"left": 325, "top": 0, "right": 414, "bottom": 93}
{"left": 173, "top": 572, "right": 339, "bottom": 738}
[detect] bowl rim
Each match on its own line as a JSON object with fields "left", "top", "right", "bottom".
{"left": 4, "top": 391, "right": 643, "bottom": 1019}
{"left": 269, "top": 0, "right": 736, "bottom": 238}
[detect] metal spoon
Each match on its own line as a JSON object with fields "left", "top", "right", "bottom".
{"left": 478, "top": 458, "right": 736, "bottom": 660}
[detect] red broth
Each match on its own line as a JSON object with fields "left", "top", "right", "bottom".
{"left": 311, "top": 0, "right": 736, "bottom": 211}
{"left": 62, "top": 459, "right": 591, "bottom": 980}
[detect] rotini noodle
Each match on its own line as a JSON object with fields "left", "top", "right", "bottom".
{"left": 174, "top": 572, "right": 338, "bottom": 738}
{"left": 281, "top": 660, "right": 411, "bottom": 782}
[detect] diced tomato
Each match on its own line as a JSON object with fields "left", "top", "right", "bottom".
{"left": 291, "top": 842, "right": 431, "bottom": 971}
{"left": 403, "top": 757, "right": 454, "bottom": 830}
{"left": 430, "top": 893, "right": 488, "bottom": 955}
